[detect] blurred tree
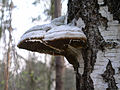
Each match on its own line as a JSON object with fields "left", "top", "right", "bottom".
{"left": 1, "top": 0, "right": 14, "bottom": 90}
{"left": 32, "top": 0, "right": 65, "bottom": 90}
{"left": 0, "top": 61, "right": 5, "bottom": 90}
{"left": 0, "top": 27, "right": 2, "bottom": 38}
{"left": 0, "top": 0, "right": 17, "bottom": 90}
{"left": 64, "top": 68, "right": 75, "bottom": 90}
{"left": 13, "top": 55, "right": 49, "bottom": 90}
{"left": 52, "top": 0, "right": 65, "bottom": 90}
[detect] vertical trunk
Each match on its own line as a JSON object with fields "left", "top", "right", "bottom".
{"left": 54, "top": 0, "right": 61, "bottom": 18}
{"left": 67, "top": 0, "right": 120, "bottom": 90}
{"left": 4, "top": 47, "right": 10, "bottom": 90}
{"left": 4, "top": 1, "right": 13, "bottom": 90}
{"left": 48, "top": 56, "right": 55, "bottom": 90}
{"left": 54, "top": 0, "right": 64, "bottom": 90}
{"left": 55, "top": 56, "right": 64, "bottom": 90}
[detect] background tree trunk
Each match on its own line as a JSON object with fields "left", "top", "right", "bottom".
{"left": 55, "top": 56, "right": 64, "bottom": 90}
{"left": 67, "top": 0, "right": 120, "bottom": 90}
{"left": 54, "top": 0, "right": 61, "bottom": 18}
{"left": 54, "top": 0, "right": 64, "bottom": 90}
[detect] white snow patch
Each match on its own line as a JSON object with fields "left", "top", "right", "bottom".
{"left": 76, "top": 18, "right": 85, "bottom": 29}
{"left": 25, "top": 24, "right": 55, "bottom": 33}
{"left": 46, "top": 25, "right": 84, "bottom": 33}
{"left": 44, "top": 25, "right": 86, "bottom": 41}
{"left": 44, "top": 31, "right": 86, "bottom": 41}
{"left": 51, "top": 16, "right": 66, "bottom": 26}
{"left": 27, "top": 39, "right": 43, "bottom": 43}
{"left": 18, "top": 23, "right": 56, "bottom": 44}
{"left": 98, "top": 0, "right": 104, "bottom": 5}
{"left": 18, "top": 30, "right": 46, "bottom": 43}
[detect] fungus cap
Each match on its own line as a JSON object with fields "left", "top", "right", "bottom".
{"left": 17, "top": 24, "right": 63, "bottom": 55}
{"left": 44, "top": 25, "right": 87, "bottom": 50}
{"left": 18, "top": 24, "right": 56, "bottom": 42}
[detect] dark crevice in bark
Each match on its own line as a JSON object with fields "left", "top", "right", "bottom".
{"left": 81, "top": 48, "right": 95, "bottom": 90}
{"left": 101, "top": 60, "right": 118, "bottom": 90}
{"left": 76, "top": 70, "right": 82, "bottom": 90}
{"left": 67, "top": 0, "right": 109, "bottom": 90}
{"left": 103, "top": 0, "right": 120, "bottom": 22}
{"left": 118, "top": 67, "right": 120, "bottom": 74}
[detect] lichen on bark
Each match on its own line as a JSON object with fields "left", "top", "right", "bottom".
{"left": 101, "top": 60, "right": 118, "bottom": 90}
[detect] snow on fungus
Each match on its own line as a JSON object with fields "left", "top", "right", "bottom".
{"left": 44, "top": 25, "right": 87, "bottom": 50}
{"left": 17, "top": 17, "right": 87, "bottom": 56}
{"left": 51, "top": 15, "right": 65, "bottom": 26}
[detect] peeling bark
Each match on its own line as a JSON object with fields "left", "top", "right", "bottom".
{"left": 101, "top": 60, "right": 118, "bottom": 90}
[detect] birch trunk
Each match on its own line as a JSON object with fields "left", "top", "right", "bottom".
{"left": 67, "top": 0, "right": 120, "bottom": 89}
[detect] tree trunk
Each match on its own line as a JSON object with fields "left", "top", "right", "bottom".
{"left": 50, "top": 0, "right": 65, "bottom": 90}
{"left": 54, "top": 0, "right": 64, "bottom": 90}
{"left": 4, "top": 1, "right": 13, "bottom": 90}
{"left": 54, "top": 0, "right": 61, "bottom": 18}
{"left": 67, "top": 0, "right": 120, "bottom": 90}
{"left": 55, "top": 56, "right": 64, "bottom": 90}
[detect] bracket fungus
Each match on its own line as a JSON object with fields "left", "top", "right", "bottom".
{"left": 17, "top": 24, "right": 62, "bottom": 55}
{"left": 17, "top": 16, "right": 87, "bottom": 72}
{"left": 43, "top": 25, "right": 87, "bottom": 71}
{"left": 44, "top": 25, "right": 87, "bottom": 50}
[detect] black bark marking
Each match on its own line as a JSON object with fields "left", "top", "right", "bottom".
{"left": 104, "top": 41, "right": 119, "bottom": 49}
{"left": 118, "top": 67, "right": 120, "bottom": 74}
{"left": 103, "top": 0, "right": 120, "bottom": 22}
{"left": 101, "top": 60, "right": 118, "bottom": 90}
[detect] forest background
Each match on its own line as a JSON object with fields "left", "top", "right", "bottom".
{"left": 0, "top": 0, "right": 75, "bottom": 90}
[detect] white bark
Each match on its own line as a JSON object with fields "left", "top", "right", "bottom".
{"left": 90, "top": 1, "right": 120, "bottom": 89}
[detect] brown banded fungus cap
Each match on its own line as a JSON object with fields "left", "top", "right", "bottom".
{"left": 17, "top": 24, "right": 63, "bottom": 55}
{"left": 43, "top": 25, "right": 87, "bottom": 50}
{"left": 42, "top": 25, "right": 87, "bottom": 70}
{"left": 17, "top": 22, "right": 87, "bottom": 56}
